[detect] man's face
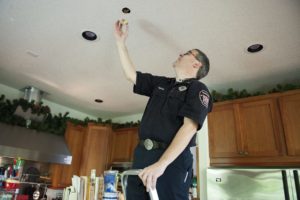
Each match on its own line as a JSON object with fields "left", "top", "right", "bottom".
{"left": 173, "top": 49, "right": 200, "bottom": 69}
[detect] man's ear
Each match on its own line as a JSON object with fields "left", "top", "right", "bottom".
{"left": 193, "top": 61, "right": 202, "bottom": 69}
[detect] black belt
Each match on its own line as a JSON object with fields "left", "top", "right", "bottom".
{"left": 139, "top": 139, "right": 168, "bottom": 150}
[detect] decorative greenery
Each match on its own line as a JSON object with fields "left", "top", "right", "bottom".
{"left": 211, "top": 83, "right": 300, "bottom": 103}
{"left": 112, "top": 121, "right": 140, "bottom": 129}
{"left": 0, "top": 82, "right": 299, "bottom": 135}
{"left": 0, "top": 95, "right": 121, "bottom": 135}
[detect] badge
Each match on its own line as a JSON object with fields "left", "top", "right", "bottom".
{"left": 144, "top": 139, "right": 154, "bottom": 150}
{"left": 178, "top": 86, "right": 187, "bottom": 91}
{"left": 199, "top": 90, "right": 210, "bottom": 108}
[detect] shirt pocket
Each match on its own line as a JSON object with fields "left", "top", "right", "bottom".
{"left": 165, "top": 89, "right": 186, "bottom": 114}
{"left": 148, "top": 87, "right": 168, "bottom": 111}
{"left": 152, "top": 87, "right": 167, "bottom": 97}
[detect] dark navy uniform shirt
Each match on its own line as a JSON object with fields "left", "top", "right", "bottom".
{"left": 133, "top": 71, "right": 213, "bottom": 147}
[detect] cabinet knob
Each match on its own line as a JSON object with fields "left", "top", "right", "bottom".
{"left": 244, "top": 151, "right": 249, "bottom": 155}
{"left": 239, "top": 151, "right": 243, "bottom": 155}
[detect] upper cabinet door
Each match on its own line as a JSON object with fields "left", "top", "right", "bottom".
{"left": 279, "top": 92, "right": 300, "bottom": 156}
{"left": 238, "top": 99, "right": 282, "bottom": 157}
{"left": 208, "top": 104, "right": 243, "bottom": 158}
{"left": 111, "top": 127, "right": 139, "bottom": 162}
{"left": 79, "top": 124, "right": 112, "bottom": 177}
{"left": 111, "top": 129, "right": 133, "bottom": 162}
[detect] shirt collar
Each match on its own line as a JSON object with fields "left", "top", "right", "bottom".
{"left": 176, "top": 78, "right": 197, "bottom": 84}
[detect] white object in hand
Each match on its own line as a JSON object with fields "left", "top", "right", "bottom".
{"left": 120, "top": 19, "right": 128, "bottom": 25}
{"left": 149, "top": 188, "right": 159, "bottom": 200}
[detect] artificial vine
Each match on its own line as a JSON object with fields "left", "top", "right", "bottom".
{"left": 0, "top": 95, "right": 136, "bottom": 135}
{"left": 0, "top": 83, "right": 299, "bottom": 135}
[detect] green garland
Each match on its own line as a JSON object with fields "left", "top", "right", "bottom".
{"left": 112, "top": 121, "right": 140, "bottom": 129}
{"left": 1, "top": 83, "right": 299, "bottom": 135}
{"left": 211, "top": 83, "right": 300, "bottom": 103}
{"left": 0, "top": 95, "right": 139, "bottom": 135}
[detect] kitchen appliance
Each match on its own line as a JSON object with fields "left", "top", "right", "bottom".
{"left": 207, "top": 168, "right": 300, "bottom": 200}
{"left": 0, "top": 122, "right": 72, "bottom": 165}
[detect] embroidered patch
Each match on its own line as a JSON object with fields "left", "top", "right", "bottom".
{"left": 199, "top": 90, "right": 210, "bottom": 108}
{"left": 178, "top": 86, "right": 187, "bottom": 91}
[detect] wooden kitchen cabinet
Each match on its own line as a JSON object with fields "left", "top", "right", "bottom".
{"left": 238, "top": 98, "right": 282, "bottom": 157}
{"left": 208, "top": 89, "right": 300, "bottom": 166}
{"left": 50, "top": 122, "right": 85, "bottom": 187}
{"left": 279, "top": 92, "right": 300, "bottom": 156}
{"left": 79, "top": 123, "right": 112, "bottom": 177}
{"left": 110, "top": 127, "right": 139, "bottom": 163}
{"left": 208, "top": 104, "right": 242, "bottom": 158}
{"left": 51, "top": 123, "right": 113, "bottom": 186}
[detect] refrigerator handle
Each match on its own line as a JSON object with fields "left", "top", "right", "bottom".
{"left": 282, "top": 170, "right": 290, "bottom": 200}
{"left": 293, "top": 170, "right": 300, "bottom": 200}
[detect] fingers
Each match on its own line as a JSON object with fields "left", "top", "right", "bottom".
{"left": 152, "top": 175, "right": 157, "bottom": 190}
{"left": 115, "top": 19, "right": 128, "bottom": 34}
{"left": 138, "top": 169, "right": 157, "bottom": 192}
{"left": 115, "top": 20, "right": 120, "bottom": 30}
{"left": 118, "top": 192, "right": 124, "bottom": 200}
{"left": 138, "top": 170, "right": 148, "bottom": 190}
{"left": 114, "top": 20, "right": 122, "bottom": 36}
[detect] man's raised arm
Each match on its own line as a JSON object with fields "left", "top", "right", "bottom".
{"left": 114, "top": 20, "right": 137, "bottom": 84}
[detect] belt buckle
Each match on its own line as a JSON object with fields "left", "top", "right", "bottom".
{"left": 144, "top": 139, "right": 154, "bottom": 150}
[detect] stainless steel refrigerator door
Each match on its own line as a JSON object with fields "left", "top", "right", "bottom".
{"left": 207, "top": 168, "right": 290, "bottom": 200}
{"left": 288, "top": 169, "right": 300, "bottom": 200}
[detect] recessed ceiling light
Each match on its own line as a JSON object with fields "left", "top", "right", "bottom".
{"left": 82, "top": 31, "right": 97, "bottom": 41}
{"left": 247, "top": 44, "right": 263, "bottom": 53}
{"left": 95, "top": 99, "right": 103, "bottom": 103}
{"left": 122, "top": 7, "right": 131, "bottom": 14}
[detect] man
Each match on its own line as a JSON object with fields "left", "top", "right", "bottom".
{"left": 114, "top": 19, "right": 213, "bottom": 200}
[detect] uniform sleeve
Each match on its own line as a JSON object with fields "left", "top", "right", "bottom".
{"left": 178, "top": 81, "right": 213, "bottom": 130}
{"left": 133, "top": 71, "right": 164, "bottom": 97}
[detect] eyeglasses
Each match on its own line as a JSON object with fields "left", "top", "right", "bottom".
{"left": 182, "top": 50, "right": 199, "bottom": 61}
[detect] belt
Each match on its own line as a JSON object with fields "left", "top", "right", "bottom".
{"left": 139, "top": 139, "right": 168, "bottom": 150}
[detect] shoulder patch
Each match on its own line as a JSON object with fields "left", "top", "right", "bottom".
{"left": 199, "top": 90, "right": 210, "bottom": 108}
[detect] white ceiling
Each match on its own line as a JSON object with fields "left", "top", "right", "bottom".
{"left": 0, "top": 0, "right": 300, "bottom": 118}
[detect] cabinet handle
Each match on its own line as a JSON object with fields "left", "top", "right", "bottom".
{"left": 239, "top": 151, "right": 244, "bottom": 155}
{"left": 244, "top": 151, "right": 249, "bottom": 155}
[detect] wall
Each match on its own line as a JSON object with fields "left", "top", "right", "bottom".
{"left": 112, "top": 114, "right": 210, "bottom": 200}
{"left": 112, "top": 113, "right": 143, "bottom": 123}
{"left": 0, "top": 83, "right": 97, "bottom": 120}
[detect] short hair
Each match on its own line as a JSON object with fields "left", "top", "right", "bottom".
{"left": 194, "top": 49, "right": 210, "bottom": 80}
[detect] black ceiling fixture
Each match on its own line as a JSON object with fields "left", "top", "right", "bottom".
{"left": 82, "top": 31, "right": 97, "bottom": 41}
{"left": 94, "top": 99, "right": 103, "bottom": 103}
{"left": 122, "top": 7, "right": 131, "bottom": 14}
{"left": 247, "top": 44, "right": 263, "bottom": 53}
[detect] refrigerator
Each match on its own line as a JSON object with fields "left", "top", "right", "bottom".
{"left": 207, "top": 168, "right": 300, "bottom": 200}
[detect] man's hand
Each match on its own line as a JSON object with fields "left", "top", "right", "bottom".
{"left": 138, "top": 161, "right": 168, "bottom": 192}
{"left": 118, "top": 192, "right": 125, "bottom": 200}
{"left": 114, "top": 19, "right": 128, "bottom": 44}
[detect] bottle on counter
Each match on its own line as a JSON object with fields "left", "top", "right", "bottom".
{"left": 192, "top": 177, "right": 198, "bottom": 198}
